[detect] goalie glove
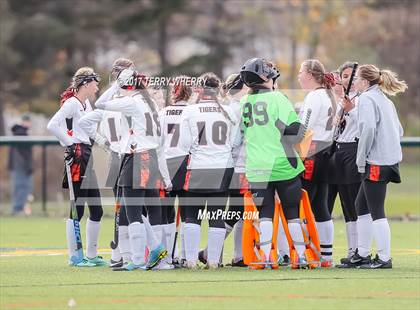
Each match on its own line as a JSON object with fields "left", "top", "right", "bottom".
{"left": 94, "top": 133, "right": 111, "bottom": 153}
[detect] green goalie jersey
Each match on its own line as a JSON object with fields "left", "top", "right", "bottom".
{"left": 240, "top": 90, "right": 304, "bottom": 182}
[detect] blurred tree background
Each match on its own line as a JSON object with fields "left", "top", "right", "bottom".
{"left": 0, "top": 0, "right": 419, "bottom": 207}
{"left": 0, "top": 0, "right": 419, "bottom": 135}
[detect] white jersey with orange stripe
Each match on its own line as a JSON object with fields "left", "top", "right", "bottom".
{"left": 95, "top": 93, "right": 171, "bottom": 187}
{"left": 180, "top": 100, "right": 240, "bottom": 170}
{"left": 158, "top": 101, "right": 190, "bottom": 160}
{"left": 47, "top": 97, "right": 93, "bottom": 147}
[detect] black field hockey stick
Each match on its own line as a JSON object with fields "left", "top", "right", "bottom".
{"left": 110, "top": 187, "right": 122, "bottom": 250}
{"left": 333, "top": 62, "right": 358, "bottom": 141}
{"left": 65, "top": 159, "right": 84, "bottom": 264}
{"left": 172, "top": 205, "right": 181, "bottom": 260}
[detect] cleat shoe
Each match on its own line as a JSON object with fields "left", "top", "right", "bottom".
{"left": 113, "top": 261, "right": 143, "bottom": 271}
{"left": 146, "top": 244, "right": 167, "bottom": 270}
{"left": 198, "top": 250, "right": 207, "bottom": 265}
{"left": 75, "top": 258, "right": 97, "bottom": 267}
{"left": 153, "top": 260, "right": 175, "bottom": 270}
{"left": 226, "top": 259, "right": 247, "bottom": 267}
{"left": 172, "top": 258, "right": 186, "bottom": 268}
{"left": 278, "top": 255, "right": 290, "bottom": 267}
{"left": 292, "top": 256, "right": 308, "bottom": 269}
{"left": 321, "top": 259, "right": 333, "bottom": 268}
{"left": 109, "top": 257, "right": 123, "bottom": 268}
{"left": 340, "top": 251, "right": 356, "bottom": 265}
{"left": 86, "top": 256, "right": 108, "bottom": 266}
{"left": 359, "top": 254, "right": 392, "bottom": 269}
{"left": 349, "top": 250, "right": 371, "bottom": 267}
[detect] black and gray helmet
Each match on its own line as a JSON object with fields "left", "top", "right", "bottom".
{"left": 240, "top": 58, "right": 280, "bottom": 86}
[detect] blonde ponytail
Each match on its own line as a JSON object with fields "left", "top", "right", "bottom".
{"left": 358, "top": 64, "right": 408, "bottom": 96}
{"left": 379, "top": 69, "right": 408, "bottom": 96}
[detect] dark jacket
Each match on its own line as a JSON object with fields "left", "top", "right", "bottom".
{"left": 8, "top": 124, "right": 33, "bottom": 174}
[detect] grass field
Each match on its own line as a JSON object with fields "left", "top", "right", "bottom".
{"left": 0, "top": 217, "right": 419, "bottom": 310}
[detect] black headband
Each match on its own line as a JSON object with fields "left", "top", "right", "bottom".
{"left": 76, "top": 73, "right": 101, "bottom": 88}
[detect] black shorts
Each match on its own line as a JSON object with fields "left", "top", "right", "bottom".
{"left": 118, "top": 150, "right": 161, "bottom": 189}
{"left": 362, "top": 163, "right": 401, "bottom": 184}
{"left": 184, "top": 167, "right": 234, "bottom": 193}
{"left": 62, "top": 143, "right": 95, "bottom": 188}
{"left": 329, "top": 142, "right": 362, "bottom": 184}
{"left": 105, "top": 151, "right": 123, "bottom": 188}
{"left": 302, "top": 141, "right": 331, "bottom": 183}
{"left": 166, "top": 155, "right": 188, "bottom": 191}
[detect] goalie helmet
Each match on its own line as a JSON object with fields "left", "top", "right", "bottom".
{"left": 240, "top": 58, "right": 280, "bottom": 87}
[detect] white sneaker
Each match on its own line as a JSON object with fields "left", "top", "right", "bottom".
{"left": 153, "top": 260, "right": 175, "bottom": 270}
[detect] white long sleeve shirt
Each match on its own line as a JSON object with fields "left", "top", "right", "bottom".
{"left": 180, "top": 100, "right": 240, "bottom": 170}
{"left": 299, "top": 88, "right": 334, "bottom": 143}
{"left": 47, "top": 97, "right": 93, "bottom": 146}
{"left": 96, "top": 93, "right": 171, "bottom": 187}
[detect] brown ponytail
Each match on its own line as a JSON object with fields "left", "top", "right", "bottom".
{"left": 303, "top": 59, "right": 337, "bottom": 116}
{"left": 358, "top": 64, "right": 408, "bottom": 96}
{"left": 171, "top": 76, "right": 192, "bottom": 103}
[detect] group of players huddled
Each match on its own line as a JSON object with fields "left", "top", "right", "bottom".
{"left": 47, "top": 56, "right": 407, "bottom": 270}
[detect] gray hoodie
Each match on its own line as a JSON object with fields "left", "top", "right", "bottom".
{"left": 356, "top": 85, "right": 403, "bottom": 173}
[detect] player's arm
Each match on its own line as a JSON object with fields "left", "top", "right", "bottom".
{"left": 79, "top": 109, "right": 104, "bottom": 139}
{"left": 356, "top": 96, "right": 377, "bottom": 173}
{"left": 95, "top": 83, "right": 119, "bottom": 107}
{"left": 156, "top": 114, "right": 172, "bottom": 190}
{"left": 47, "top": 100, "right": 77, "bottom": 146}
{"left": 96, "top": 96, "right": 136, "bottom": 115}
{"left": 179, "top": 107, "right": 194, "bottom": 152}
{"left": 279, "top": 95, "right": 306, "bottom": 145}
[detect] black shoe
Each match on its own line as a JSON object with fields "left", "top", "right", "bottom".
{"left": 198, "top": 250, "right": 207, "bottom": 265}
{"left": 226, "top": 259, "right": 247, "bottom": 267}
{"left": 172, "top": 258, "right": 187, "bottom": 269}
{"left": 349, "top": 251, "right": 371, "bottom": 266}
{"left": 280, "top": 255, "right": 290, "bottom": 266}
{"left": 336, "top": 250, "right": 371, "bottom": 268}
{"left": 109, "top": 258, "right": 123, "bottom": 268}
{"left": 359, "top": 254, "right": 392, "bottom": 269}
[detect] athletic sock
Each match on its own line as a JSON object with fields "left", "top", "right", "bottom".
{"left": 345, "top": 221, "right": 358, "bottom": 257}
{"left": 165, "top": 222, "right": 176, "bottom": 263}
{"left": 288, "top": 219, "right": 305, "bottom": 257}
{"left": 128, "top": 222, "right": 146, "bottom": 265}
{"left": 184, "top": 223, "right": 201, "bottom": 263}
{"left": 357, "top": 213, "right": 373, "bottom": 257}
{"left": 277, "top": 217, "right": 289, "bottom": 257}
{"left": 152, "top": 224, "right": 163, "bottom": 245}
{"left": 372, "top": 218, "right": 391, "bottom": 261}
{"left": 66, "top": 219, "right": 77, "bottom": 259}
{"left": 142, "top": 215, "right": 160, "bottom": 250}
{"left": 233, "top": 220, "right": 244, "bottom": 262}
{"left": 118, "top": 225, "right": 131, "bottom": 263}
{"left": 111, "top": 248, "right": 121, "bottom": 262}
{"left": 259, "top": 220, "right": 273, "bottom": 261}
{"left": 208, "top": 227, "right": 226, "bottom": 265}
{"left": 180, "top": 222, "right": 186, "bottom": 260}
{"left": 316, "top": 220, "right": 334, "bottom": 261}
{"left": 86, "top": 218, "right": 100, "bottom": 259}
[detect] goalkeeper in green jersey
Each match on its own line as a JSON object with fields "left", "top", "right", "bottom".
{"left": 239, "top": 58, "right": 308, "bottom": 268}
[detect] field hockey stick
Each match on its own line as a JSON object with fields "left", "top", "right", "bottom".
{"left": 110, "top": 186, "right": 121, "bottom": 250}
{"left": 65, "top": 159, "right": 84, "bottom": 264}
{"left": 333, "top": 62, "right": 358, "bottom": 140}
{"left": 172, "top": 205, "right": 181, "bottom": 260}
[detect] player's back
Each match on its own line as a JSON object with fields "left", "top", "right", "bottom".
{"left": 182, "top": 100, "right": 237, "bottom": 170}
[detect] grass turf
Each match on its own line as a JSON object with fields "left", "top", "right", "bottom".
{"left": 0, "top": 217, "right": 419, "bottom": 309}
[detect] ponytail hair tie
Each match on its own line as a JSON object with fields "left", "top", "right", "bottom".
{"left": 379, "top": 70, "right": 382, "bottom": 76}
{"left": 323, "top": 72, "right": 336, "bottom": 89}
